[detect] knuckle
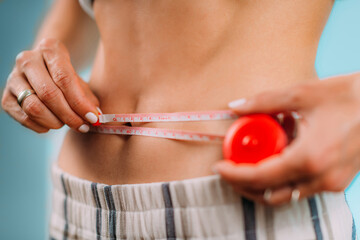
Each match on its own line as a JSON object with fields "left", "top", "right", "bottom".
{"left": 64, "top": 114, "right": 82, "bottom": 128}
{"left": 23, "top": 99, "right": 43, "bottom": 117}
{"left": 38, "top": 38, "right": 60, "bottom": 51}
{"left": 71, "top": 95, "right": 85, "bottom": 109}
{"left": 39, "top": 38, "right": 69, "bottom": 57}
{"left": 52, "top": 69, "right": 72, "bottom": 88}
{"left": 15, "top": 50, "right": 33, "bottom": 69}
{"left": 39, "top": 85, "right": 60, "bottom": 102}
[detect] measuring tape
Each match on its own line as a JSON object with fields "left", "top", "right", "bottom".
{"left": 90, "top": 110, "right": 237, "bottom": 141}
{"left": 90, "top": 110, "right": 297, "bottom": 164}
{"left": 97, "top": 110, "right": 238, "bottom": 124}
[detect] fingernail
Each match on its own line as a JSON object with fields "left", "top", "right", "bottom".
{"left": 96, "top": 107, "right": 103, "bottom": 115}
{"left": 78, "top": 124, "right": 90, "bottom": 133}
{"left": 85, "top": 112, "right": 98, "bottom": 124}
{"left": 228, "top": 98, "right": 246, "bottom": 109}
{"left": 291, "top": 111, "right": 302, "bottom": 120}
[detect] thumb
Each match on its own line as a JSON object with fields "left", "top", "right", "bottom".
{"left": 228, "top": 86, "right": 308, "bottom": 115}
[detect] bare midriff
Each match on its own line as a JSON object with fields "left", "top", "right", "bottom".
{"left": 57, "top": 0, "right": 333, "bottom": 184}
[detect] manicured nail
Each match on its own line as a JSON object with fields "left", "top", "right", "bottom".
{"left": 85, "top": 112, "right": 98, "bottom": 124}
{"left": 228, "top": 98, "right": 246, "bottom": 109}
{"left": 291, "top": 111, "right": 302, "bottom": 120}
{"left": 96, "top": 107, "right": 103, "bottom": 115}
{"left": 78, "top": 124, "right": 89, "bottom": 133}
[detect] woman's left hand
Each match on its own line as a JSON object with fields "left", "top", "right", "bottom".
{"left": 213, "top": 73, "right": 360, "bottom": 206}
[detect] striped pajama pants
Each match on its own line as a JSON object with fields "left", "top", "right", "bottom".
{"left": 49, "top": 162, "right": 356, "bottom": 240}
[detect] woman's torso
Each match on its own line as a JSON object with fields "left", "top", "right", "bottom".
{"left": 57, "top": 0, "right": 333, "bottom": 184}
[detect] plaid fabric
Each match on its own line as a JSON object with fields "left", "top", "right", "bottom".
{"left": 49, "top": 162, "right": 355, "bottom": 240}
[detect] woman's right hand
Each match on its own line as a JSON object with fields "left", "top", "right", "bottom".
{"left": 1, "top": 38, "right": 100, "bottom": 134}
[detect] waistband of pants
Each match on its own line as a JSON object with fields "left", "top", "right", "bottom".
{"left": 51, "top": 161, "right": 238, "bottom": 212}
{"left": 50, "top": 161, "right": 356, "bottom": 240}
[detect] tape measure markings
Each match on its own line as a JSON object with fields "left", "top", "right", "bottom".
{"left": 91, "top": 125, "right": 225, "bottom": 142}
{"left": 91, "top": 110, "right": 295, "bottom": 142}
{"left": 98, "top": 110, "right": 238, "bottom": 123}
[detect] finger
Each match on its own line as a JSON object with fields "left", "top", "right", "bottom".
{"left": 38, "top": 39, "right": 100, "bottom": 123}
{"left": 262, "top": 185, "right": 295, "bottom": 206}
{"left": 1, "top": 89, "right": 49, "bottom": 133}
{"left": 228, "top": 84, "right": 313, "bottom": 115}
{"left": 16, "top": 50, "right": 90, "bottom": 132}
{"left": 265, "top": 180, "right": 318, "bottom": 206}
{"left": 232, "top": 185, "right": 294, "bottom": 206}
{"left": 232, "top": 185, "right": 266, "bottom": 204}
{"left": 214, "top": 140, "right": 308, "bottom": 190}
{"left": 79, "top": 79, "right": 100, "bottom": 107}
{"left": 267, "top": 167, "right": 354, "bottom": 205}
{"left": 7, "top": 72, "right": 63, "bottom": 130}
{"left": 297, "top": 167, "right": 354, "bottom": 199}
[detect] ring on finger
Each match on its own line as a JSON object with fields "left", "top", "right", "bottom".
{"left": 17, "top": 89, "right": 35, "bottom": 106}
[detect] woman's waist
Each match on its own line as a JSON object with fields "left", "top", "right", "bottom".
{"left": 59, "top": 73, "right": 319, "bottom": 184}
{"left": 59, "top": 78, "right": 251, "bottom": 184}
{"left": 58, "top": 125, "right": 224, "bottom": 184}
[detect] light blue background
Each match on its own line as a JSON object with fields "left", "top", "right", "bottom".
{"left": 0, "top": 0, "right": 360, "bottom": 239}
{"left": 0, "top": 1, "right": 53, "bottom": 239}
